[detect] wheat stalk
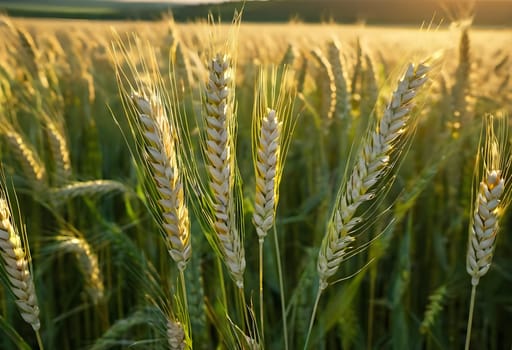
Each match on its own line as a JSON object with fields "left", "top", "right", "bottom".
{"left": 0, "top": 193, "right": 41, "bottom": 333}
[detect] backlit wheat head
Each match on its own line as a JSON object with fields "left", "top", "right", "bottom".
{"left": 252, "top": 67, "right": 297, "bottom": 242}
{"left": 113, "top": 35, "right": 191, "bottom": 271}
{"left": 133, "top": 91, "right": 191, "bottom": 271}
{"left": 200, "top": 15, "right": 245, "bottom": 288}
{"left": 466, "top": 114, "right": 511, "bottom": 286}
{"left": 317, "top": 61, "right": 431, "bottom": 290}
{"left": 0, "top": 190, "right": 40, "bottom": 331}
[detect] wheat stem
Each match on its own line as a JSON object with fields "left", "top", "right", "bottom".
{"left": 258, "top": 240, "right": 264, "bottom": 344}
{"left": 464, "top": 284, "right": 477, "bottom": 350}
{"left": 273, "top": 224, "right": 288, "bottom": 350}
{"left": 36, "top": 330, "right": 44, "bottom": 350}
{"left": 304, "top": 287, "right": 322, "bottom": 350}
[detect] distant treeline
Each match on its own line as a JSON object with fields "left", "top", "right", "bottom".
{"left": 2, "top": 0, "right": 512, "bottom": 25}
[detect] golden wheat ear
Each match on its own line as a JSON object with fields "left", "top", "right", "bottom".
{"left": 317, "top": 60, "right": 431, "bottom": 290}
{"left": 112, "top": 33, "right": 192, "bottom": 272}
{"left": 198, "top": 12, "right": 246, "bottom": 289}
{"left": 252, "top": 66, "right": 297, "bottom": 242}
{"left": 465, "top": 113, "right": 511, "bottom": 350}
{"left": 466, "top": 114, "right": 511, "bottom": 287}
{"left": 0, "top": 184, "right": 41, "bottom": 335}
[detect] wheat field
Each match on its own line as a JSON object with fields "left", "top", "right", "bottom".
{"left": 0, "top": 13, "right": 511, "bottom": 350}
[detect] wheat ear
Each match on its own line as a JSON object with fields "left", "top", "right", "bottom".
{"left": 252, "top": 67, "right": 296, "bottom": 347}
{"left": 59, "top": 235, "right": 104, "bottom": 304}
{"left": 204, "top": 53, "right": 245, "bottom": 288}
{"left": 317, "top": 62, "right": 429, "bottom": 289}
{"left": 466, "top": 170, "right": 504, "bottom": 286}
{"left": 132, "top": 92, "right": 191, "bottom": 271}
{"left": 327, "top": 40, "right": 350, "bottom": 121}
{"left": 2, "top": 129, "right": 46, "bottom": 184}
{"left": 253, "top": 109, "right": 281, "bottom": 242}
{"left": 0, "top": 194, "right": 41, "bottom": 332}
{"left": 45, "top": 118, "right": 72, "bottom": 184}
{"left": 311, "top": 48, "right": 336, "bottom": 121}
{"left": 304, "top": 61, "right": 430, "bottom": 349}
{"left": 465, "top": 114, "right": 510, "bottom": 350}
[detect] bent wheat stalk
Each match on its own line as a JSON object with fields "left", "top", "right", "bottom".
{"left": 465, "top": 114, "right": 510, "bottom": 350}
{"left": 305, "top": 60, "right": 431, "bottom": 348}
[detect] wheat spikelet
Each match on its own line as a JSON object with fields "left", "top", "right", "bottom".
{"left": 317, "top": 61, "right": 430, "bottom": 289}
{"left": 132, "top": 92, "right": 191, "bottom": 271}
{"left": 204, "top": 52, "right": 245, "bottom": 287}
{"left": 0, "top": 194, "right": 40, "bottom": 331}
{"left": 466, "top": 115, "right": 510, "bottom": 286}
{"left": 60, "top": 235, "right": 104, "bottom": 304}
